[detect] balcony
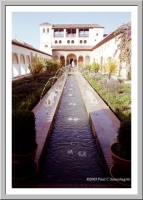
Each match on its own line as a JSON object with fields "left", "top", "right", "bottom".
{"left": 66, "top": 33, "right": 76, "bottom": 37}
{"left": 79, "top": 34, "right": 89, "bottom": 37}
{"left": 54, "top": 34, "right": 64, "bottom": 37}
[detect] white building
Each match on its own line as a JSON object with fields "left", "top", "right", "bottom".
{"left": 39, "top": 22, "right": 104, "bottom": 67}
{"left": 39, "top": 22, "right": 128, "bottom": 78}
{"left": 12, "top": 22, "right": 130, "bottom": 79}
{"left": 91, "top": 30, "right": 127, "bottom": 78}
{"left": 12, "top": 39, "right": 52, "bottom": 78}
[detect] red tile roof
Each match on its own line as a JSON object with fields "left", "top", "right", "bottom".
{"left": 52, "top": 45, "right": 93, "bottom": 50}
{"left": 40, "top": 22, "right": 104, "bottom": 29}
{"left": 39, "top": 22, "right": 52, "bottom": 26}
{"left": 12, "top": 39, "right": 52, "bottom": 57}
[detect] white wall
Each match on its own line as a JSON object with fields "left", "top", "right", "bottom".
{"left": 12, "top": 44, "right": 52, "bottom": 78}
{"left": 89, "top": 28, "right": 104, "bottom": 45}
{"left": 40, "top": 26, "right": 104, "bottom": 53}
{"left": 91, "top": 35, "right": 127, "bottom": 78}
{"left": 40, "top": 24, "right": 52, "bottom": 55}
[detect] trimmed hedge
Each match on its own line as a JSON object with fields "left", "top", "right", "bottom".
{"left": 12, "top": 110, "right": 36, "bottom": 155}
{"left": 117, "top": 114, "right": 131, "bottom": 159}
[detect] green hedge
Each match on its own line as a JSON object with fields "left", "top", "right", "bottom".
{"left": 12, "top": 110, "right": 36, "bottom": 155}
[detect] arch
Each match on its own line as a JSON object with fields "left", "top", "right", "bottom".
{"left": 60, "top": 55, "right": 65, "bottom": 66}
{"left": 26, "top": 55, "right": 30, "bottom": 64}
{"left": 66, "top": 53, "right": 77, "bottom": 66}
{"left": 78, "top": 56, "right": 83, "bottom": 67}
{"left": 12, "top": 53, "right": 20, "bottom": 77}
{"left": 20, "top": 54, "right": 25, "bottom": 64}
{"left": 54, "top": 55, "right": 59, "bottom": 61}
{"left": 85, "top": 55, "right": 90, "bottom": 64}
{"left": 12, "top": 53, "right": 18, "bottom": 64}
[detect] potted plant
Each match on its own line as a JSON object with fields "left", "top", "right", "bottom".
{"left": 12, "top": 110, "right": 38, "bottom": 179}
{"left": 110, "top": 115, "right": 131, "bottom": 186}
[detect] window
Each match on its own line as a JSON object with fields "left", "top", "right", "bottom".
{"left": 47, "top": 28, "right": 49, "bottom": 33}
{"left": 43, "top": 28, "right": 45, "bottom": 33}
{"left": 55, "top": 40, "right": 58, "bottom": 44}
{"left": 80, "top": 40, "right": 82, "bottom": 43}
{"left": 67, "top": 40, "right": 70, "bottom": 44}
{"left": 59, "top": 40, "right": 62, "bottom": 44}
{"left": 71, "top": 40, "right": 74, "bottom": 44}
{"left": 84, "top": 40, "right": 87, "bottom": 44}
{"left": 45, "top": 45, "right": 48, "bottom": 47}
{"left": 96, "top": 33, "right": 98, "bottom": 36}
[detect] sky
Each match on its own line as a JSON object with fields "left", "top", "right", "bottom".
{"left": 12, "top": 11, "right": 131, "bottom": 49}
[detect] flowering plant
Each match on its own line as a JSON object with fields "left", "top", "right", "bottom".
{"left": 114, "top": 22, "right": 131, "bottom": 78}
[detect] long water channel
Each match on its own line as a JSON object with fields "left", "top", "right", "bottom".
{"left": 37, "top": 74, "right": 109, "bottom": 185}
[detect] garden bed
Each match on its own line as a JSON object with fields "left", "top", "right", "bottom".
{"left": 12, "top": 70, "right": 60, "bottom": 112}
{"left": 82, "top": 71, "right": 131, "bottom": 121}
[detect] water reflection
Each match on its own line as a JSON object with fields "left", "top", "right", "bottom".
{"left": 37, "top": 75, "right": 108, "bottom": 184}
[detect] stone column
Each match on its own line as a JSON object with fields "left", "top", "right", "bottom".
{"left": 17, "top": 53, "right": 21, "bottom": 76}
{"left": 77, "top": 52, "right": 78, "bottom": 68}
{"left": 64, "top": 52, "right": 67, "bottom": 66}
{"left": 64, "top": 29, "right": 66, "bottom": 44}
{"left": 76, "top": 29, "right": 79, "bottom": 38}
{"left": 23, "top": 54, "right": 27, "bottom": 74}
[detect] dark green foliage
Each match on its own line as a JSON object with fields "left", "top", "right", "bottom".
{"left": 117, "top": 115, "right": 131, "bottom": 159}
{"left": 12, "top": 70, "right": 60, "bottom": 156}
{"left": 12, "top": 72, "right": 54, "bottom": 111}
{"left": 12, "top": 110, "right": 36, "bottom": 155}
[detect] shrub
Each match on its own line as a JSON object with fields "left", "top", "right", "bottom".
{"left": 12, "top": 110, "right": 36, "bottom": 155}
{"left": 82, "top": 73, "right": 131, "bottom": 121}
{"left": 54, "top": 60, "right": 62, "bottom": 69}
{"left": 85, "top": 64, "right": 91, "bottom": 70}
{"left": 28, "top": 56, "right": 45, "bottom": 80}
{"left": 117, "top": 115, "right": 131, "bottom": 159}
{"left": 90, "top": 62, "right": 100, "bottom": 72}
{"left": 103, "top": 58, "right": 118, "bottom": 79}
{"left": 45, "top": 60, "right": 57, "bottom": 73}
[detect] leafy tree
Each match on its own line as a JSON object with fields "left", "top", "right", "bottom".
{"left": 54, "top": 60, "right": 62, "bottom": 69}
{"left": 85, "top": 63, "right": 91, "bottom": 70}
{"left": 45, "top": 60, "right": 57, "bottom": 74}
{"left": 28, "top": 56, "right": 45, "bottom": 80}
{"left": 103, "top": 57, "right": 117, "bottom": 79}
{"left": 90, "top": 62, "right": 100, "bottom": 72}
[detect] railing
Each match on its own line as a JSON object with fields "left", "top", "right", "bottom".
{"left": 54, "top": 34, "right": 64, "bottom": 37}
{"left": 79, "top": 34, "right": 89, "bottom": 37}
{"left": 53, "top": 34, "right": 89, "bottom": 37}
{"left": 66, "top": 33, "right": 76, "bottom": 37}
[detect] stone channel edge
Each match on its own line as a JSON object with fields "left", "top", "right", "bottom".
{"left": 32, "top": 70, "right": 120, "bottom": 173}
